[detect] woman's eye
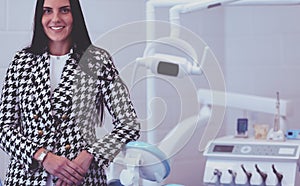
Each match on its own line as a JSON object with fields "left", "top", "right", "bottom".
{"left": 43, "top": 9, "right": 52, "bottom": 14}
{"left": 61, "top": 7, "right": 71, "bottom": 14}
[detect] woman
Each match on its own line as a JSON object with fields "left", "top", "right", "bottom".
{"left": 0, "top": 0, "right": 140, "bottom": 185}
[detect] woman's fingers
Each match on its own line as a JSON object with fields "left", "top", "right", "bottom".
{"left": 60, "top": 162, "right": 85, "bottom": 184}
{"left": 57, "top": 179, "right": 74, "bottom": 186}
{"left": 42, "top": 153, "right": 84, "bottom": 185}
{"left": 55, "top": 163, "right": 83, "bottom": 185}
{"left": 56, "top": 179, "right": 63, "bottom": 186}
{"left": 65, "top": 160, "right": 85, "bottom": 176}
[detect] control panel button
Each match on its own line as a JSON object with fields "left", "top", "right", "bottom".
{"left": 240, "top": 145, "right": 252, "bottom": 154}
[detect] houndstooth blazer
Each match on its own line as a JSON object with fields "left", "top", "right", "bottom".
{"left": 0, "top": 45, "right": 140, "bottom": 185}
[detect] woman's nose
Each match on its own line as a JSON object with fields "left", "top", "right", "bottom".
{"left": 51, "top": 11, "right": 61, "bottom": 23}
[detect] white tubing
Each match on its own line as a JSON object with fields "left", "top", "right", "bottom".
{"left": 197, "top": 89, "right": 292, "bottom": 117}
{"left": 147, "top": 0, "right": 194, "bottom": 7}
{"left": 145, "top": 0, "right": 201, "bottom": 146}
{"left": 178, "top": 0, "right": 240, "bottom": 13}
{"left": 142, "top": 37, "right": 198, "bottom": 63}
{"left": 230, "top": 0, "right": 300, "bottom": 6}
{"left": 146, "top": 0, "right": 194, "bottom": 40}
{"left": 169, "top": 0, "right": 241, "bottom": 38}
{"left": 169, "top": 4, "right": 185, "bottom": 38}
{"left": 157, "top": 106, "right": 211, "bottom": 159}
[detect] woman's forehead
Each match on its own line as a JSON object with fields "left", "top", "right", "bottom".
{"left": 43, "top": 0, "right": 71, "bottom": 8}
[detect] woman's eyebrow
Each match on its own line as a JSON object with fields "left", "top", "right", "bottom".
{"left": 60, "top": 5, "right": 71, "bottom": 9}
{"left": 43, "top": 5, "right": 71, "bottom": 9}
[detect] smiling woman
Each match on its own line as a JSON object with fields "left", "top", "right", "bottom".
{"left": 0, "top": 0, "right": 140, "bottom": 185}
{"left": 42, "top": 0, "right": 73, "bottom": 55}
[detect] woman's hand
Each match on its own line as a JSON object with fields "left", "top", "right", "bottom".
{"left": 42, "top": 152, "right": 85, "bottom": 185}
{"left": 56, "top": 150, "right": 94, "bottom": 186}
{"left": 73, "top": 150, "right": 94, "bottom": 171}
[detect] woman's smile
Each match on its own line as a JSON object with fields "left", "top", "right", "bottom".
{"left": 50, "top": 26, "right": 64, "bottom": 30}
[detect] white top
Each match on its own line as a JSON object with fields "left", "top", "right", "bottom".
{"left": 47, "top": 54, "right": 69, "bottom": 186}
{"left": 49, "top": 54, "right": 69, "bottom": 93}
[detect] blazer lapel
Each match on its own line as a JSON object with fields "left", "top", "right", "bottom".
{"left": 32, "top": 52, "right": 52, "bottom": 119}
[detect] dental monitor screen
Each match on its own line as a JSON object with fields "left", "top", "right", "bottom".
{"left": 157, "top": 61, "right": 179, "bottom": 77}
{"left": 213, "top": 145, "right": 234, "bottom": 153}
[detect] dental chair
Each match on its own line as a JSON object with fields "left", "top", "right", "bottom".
{"left": 107, "top": 104, "right": 211, "bottom": 186}
{"left": 107, "top": 141, "right": 172, "bottom": 186}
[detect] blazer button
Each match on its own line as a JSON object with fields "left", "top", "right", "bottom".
{"left": 33, "top": 114, "right": 39, "bottom": 120}
{"left": 38, "top": 130, "right": 44, "bottom": 137}
{"left": 61, "top": 114, "right": 68, "bottom": 120}
{"left": 65, "top": 144, "right": 71, "bottom": 150}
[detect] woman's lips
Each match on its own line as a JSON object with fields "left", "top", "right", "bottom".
{"left": 50, "top": 26, "right": 64, "bottom": 30}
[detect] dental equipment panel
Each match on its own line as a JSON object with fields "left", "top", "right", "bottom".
{"left": 198, "top": 89, "right": 294, "bottom": 185}
{"left": 203, "top": 136, "right": 300, "bottom": 186}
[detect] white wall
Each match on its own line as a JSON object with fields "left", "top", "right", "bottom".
{"left": 1, "top": 0, "right": 300, "bottom": 185}
{"left": 0, "top": 0, "right": 36, "bottom": 182}
{"left": 224, "top": 5, "right": 300, "bottom": 136}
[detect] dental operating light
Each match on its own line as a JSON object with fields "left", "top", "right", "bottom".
{"left": 133, "top": 36, "right": 207, "bottom": 80}
{"left": 136, "top": 53, "right": 202, "bottom": 77}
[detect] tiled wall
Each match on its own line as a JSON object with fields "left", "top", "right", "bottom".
{"left": 1, "top": 0, "right": 300, "bottom": 185}
{"left": 224, "top": 5, "right": 300, "bottom": 136}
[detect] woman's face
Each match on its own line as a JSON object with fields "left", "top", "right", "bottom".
{"left": 42, "top": 0, "right": 73, "bottom": 44}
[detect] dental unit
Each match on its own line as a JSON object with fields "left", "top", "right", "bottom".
{"left": 108, "top": 0, "right": 300, "bottom": 185}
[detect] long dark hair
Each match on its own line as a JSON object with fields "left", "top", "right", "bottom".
{"left": 25, "top": 0, "right": 92, "bottom": 55}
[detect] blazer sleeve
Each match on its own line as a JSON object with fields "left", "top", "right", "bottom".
{"left": 0, "top": 51, "right": 42, "bottom": 172}
{"left": 84, "top": 48, "right": 141, "bottom": 167}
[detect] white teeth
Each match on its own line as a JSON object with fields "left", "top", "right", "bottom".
{"left": 51, "top": 26, "right": 63, "bottom": 30}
